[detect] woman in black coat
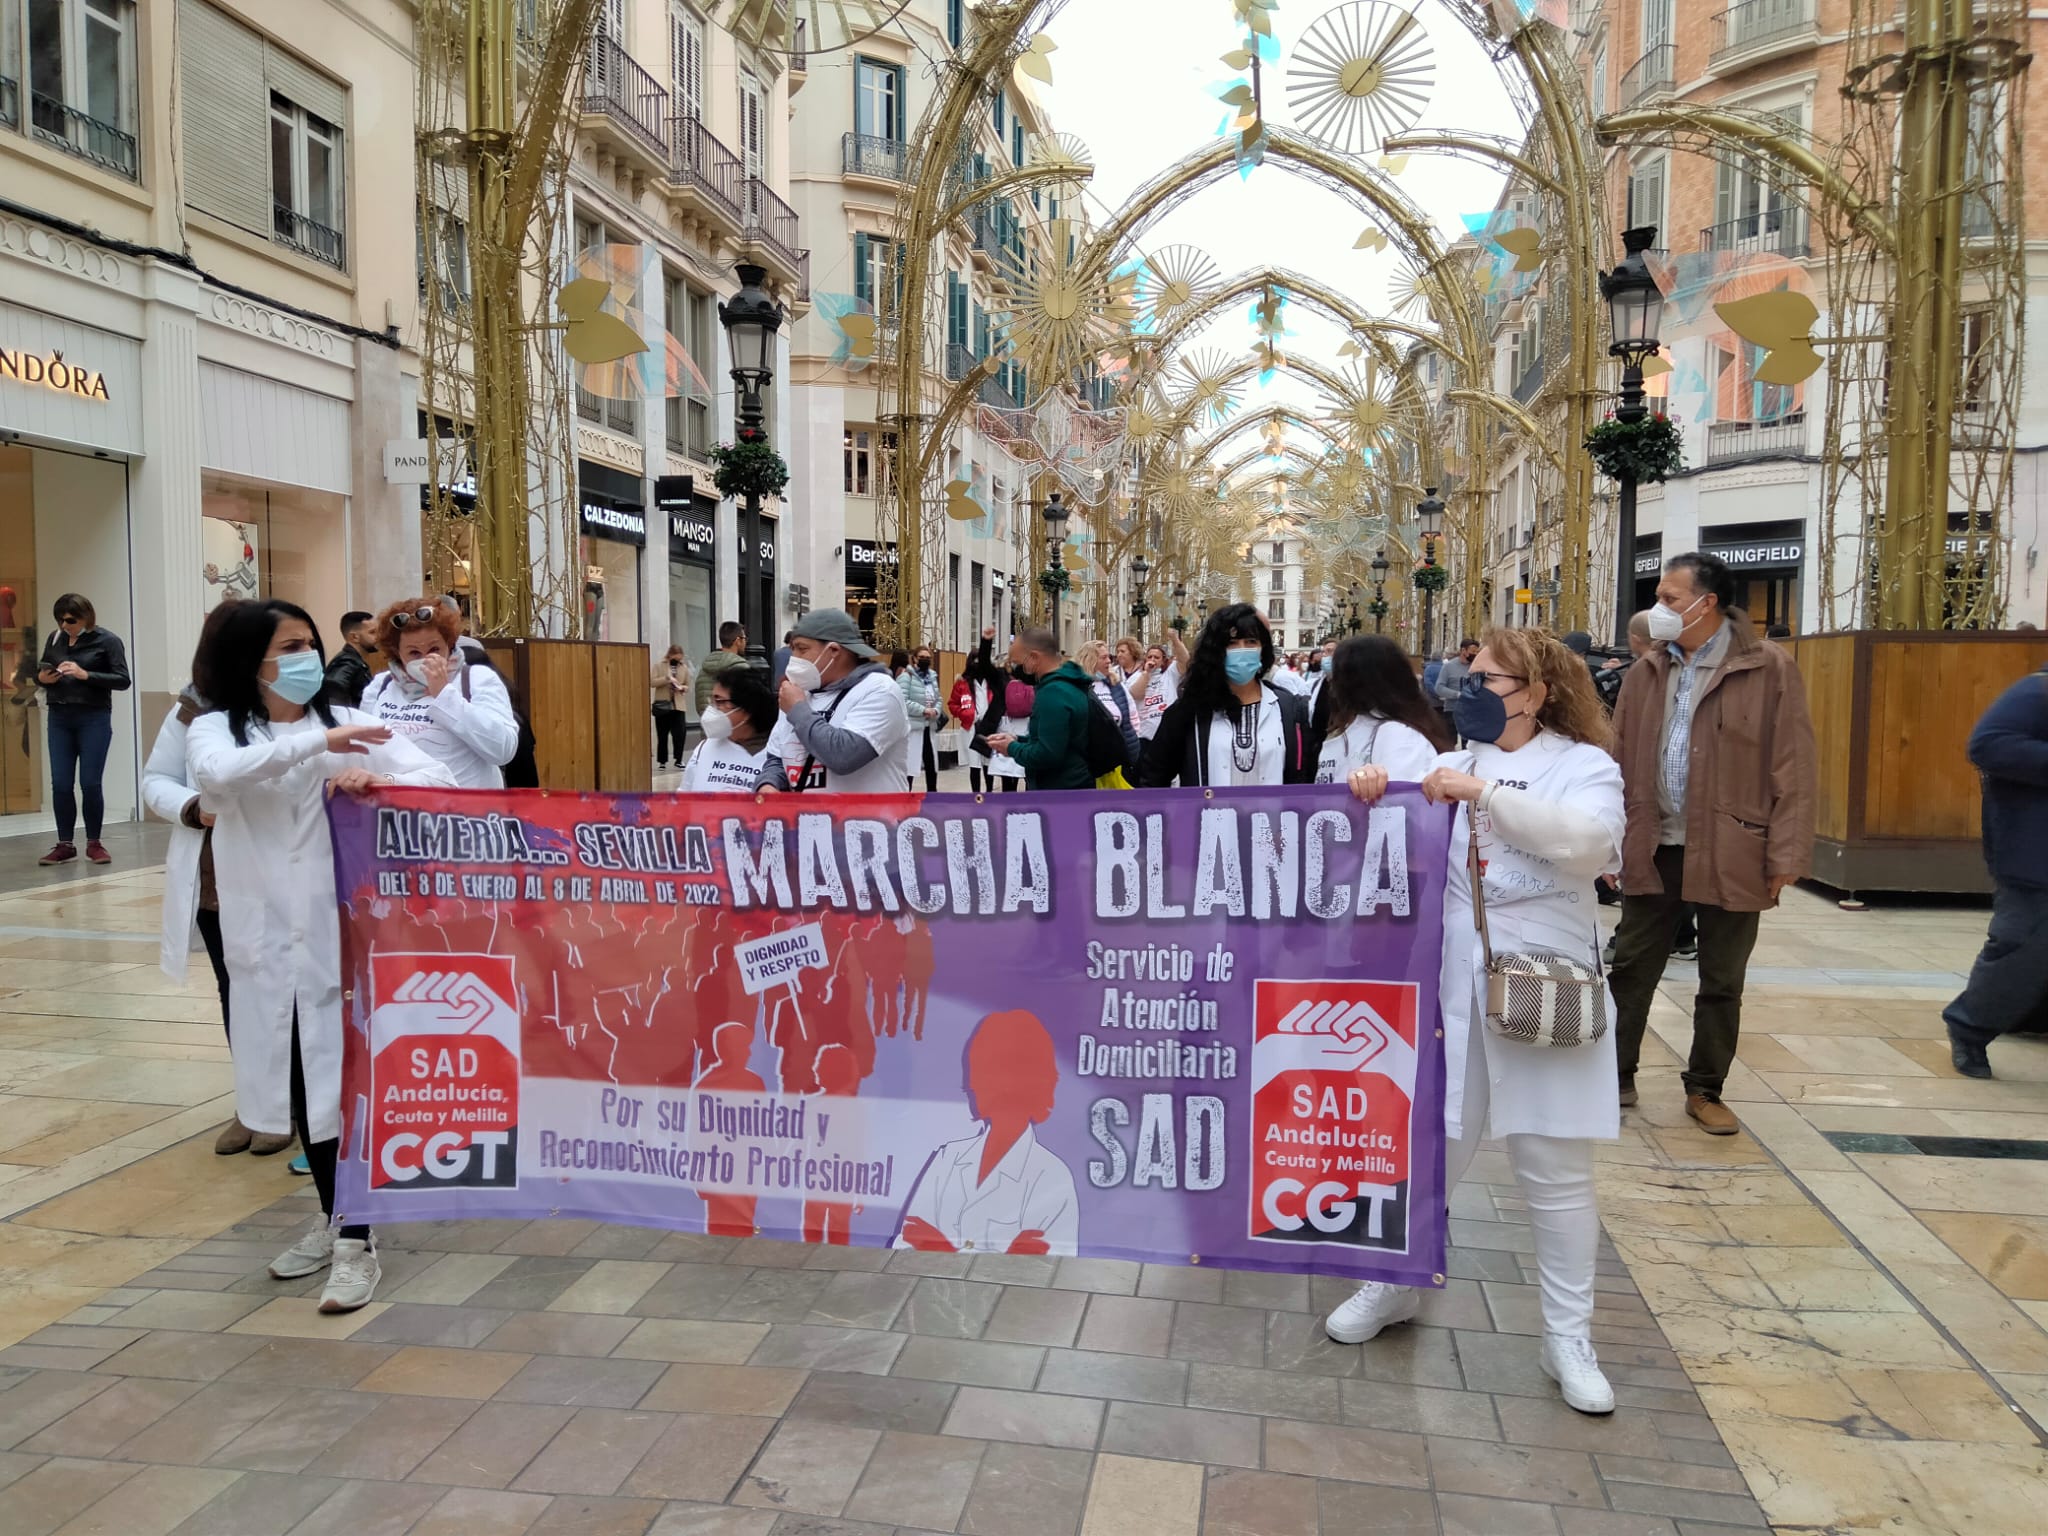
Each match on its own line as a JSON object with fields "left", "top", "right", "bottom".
{"left": 36, "top": 593, "right": 130, "bottom": 866}
{"left": 1136, "top": 604, "right": 1317, "bottom": 787}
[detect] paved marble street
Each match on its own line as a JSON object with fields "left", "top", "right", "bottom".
{"left": 1, "top": 833, "right": 2044, "bottom": 1536}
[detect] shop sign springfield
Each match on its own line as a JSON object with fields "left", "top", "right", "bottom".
{"left": 0, "top": 346, "right": 110, "bottom": 402}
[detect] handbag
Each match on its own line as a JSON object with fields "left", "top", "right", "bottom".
{"left": 1468, "top": 829, "right": 1608, "bottom": 1048}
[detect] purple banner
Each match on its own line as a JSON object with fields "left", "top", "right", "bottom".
{"left": 331, "top": 785, "right": 1452, "bottom": 1284}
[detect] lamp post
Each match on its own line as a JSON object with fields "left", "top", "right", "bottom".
{"left": 1041, "top": 490, "right": 1070, "bottom": 640}
{"left": 1416, "top": 486, "right": 1445, "bottom": 659}
{"left": 718, "top": 263, "right": 785, "bottom": 664}
{"left": 1371, "top": 548, "right": 1390, "bottom": 635}
{"left": 1131, "top": 551, "right": 1151, "bottom": 623}
{"left": 1597, "top": 226, "right": 1666, "bottom": 649}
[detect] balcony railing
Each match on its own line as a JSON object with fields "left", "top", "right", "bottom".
{"left": 945, "top": 342, "right": 976, "bottom": 382}
{"left": 1710, "top": 0, "right": 1816, "bottom": 68}
{"left": 583, "top": 33, "right": 669, "bottom": 160}
{"left": 0, "top": 75, "right": 17, "bottom": 129}
{"left": 743, "top": 178, "right": 803, "bottom": 271}
{"left": 1513, "top": 358, "right": 1545, "bottom": 405}
{"left": 978, "top": 373, "right": 1020, "bottom": 411}
{"left": 790, "top": 18, "right": 807, "bottom": 72}
{"left": 1701, "top": 205, "right": 1808, "bottom": 258}
{"left": 1621, "top": 43, "right": 1675, "bottom": 106}
{"left": 273, "top": 204, "right": 347, "bottom": 269}
{"left": 30, "top": 93, "right": 138, "bottom": 180}
{"left": 668, "top": 114, "right": 745, "bottom": 225}
{"left": 1706, "top": 411, "right": 1807, "bottom": 463}
{"left": 843, "top": 131, "right": 908, "bottom": 181}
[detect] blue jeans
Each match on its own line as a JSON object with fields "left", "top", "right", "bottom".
{"left": 47, "top": 706, "right": 113, "bottom": 843}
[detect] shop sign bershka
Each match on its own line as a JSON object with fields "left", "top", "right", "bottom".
{"left": 0, "top": 347, "right": 110, "bottom": 402}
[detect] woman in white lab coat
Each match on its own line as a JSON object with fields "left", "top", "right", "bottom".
{"left": 1327, "top": 627, "right": 1626, "bottom": 1418}
{"left": 1314, "top": 633, "right": 1451, "bottom": 787}
{"left": 358, "top": 596, "right": 520, "bottom": 788}
{"left": 187, "top": 599, "right": 455, "bottom": 1314}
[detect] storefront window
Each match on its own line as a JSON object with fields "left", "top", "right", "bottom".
{"left": 201, "top": 474, "right": 348, "bottom": 636}
{"left": 582, "top": 534, "right": 641, "bottom": 642}
{"left": 1, "top": 447, "right": 42, "bottom": 818}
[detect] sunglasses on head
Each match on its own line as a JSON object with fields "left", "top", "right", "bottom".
{"left": 390, "top": 607, "right": 439, "bottom": 630}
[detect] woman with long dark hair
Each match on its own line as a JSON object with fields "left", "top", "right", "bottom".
{"left": 35, "top": 593, "right": 129, "bottom": 865}
{"left": 1315, "top": 634, "right": 1450, "bottom": 788}
{"left": 186, "top": 600, "right": 455, "bottom": 1312}
{"left": 1135, "top": 603, "right": 1316, "bottom": 787}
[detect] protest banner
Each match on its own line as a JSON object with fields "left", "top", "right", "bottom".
{"left": 330, "top": 785, "right": 1455, "bottom": 1284}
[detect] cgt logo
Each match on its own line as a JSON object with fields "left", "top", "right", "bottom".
{"left": 368, "top": 958, "right": 522, "bottom": 1193}
{"left": 380, "top": 1127, "right": 515, "bottom": 1186}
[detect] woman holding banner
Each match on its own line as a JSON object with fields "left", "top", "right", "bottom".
{"left": 1328, "top": 628, "right": 1625, "bottom": 1418}
{"left": 187, "top": 600, "right": 456, "bottom": 1315}
{"left": 681, "top": 665, "right": 776, "bottom": 793}
{"left": 1135, "top": 604, "right": 1317, "bottom": 788}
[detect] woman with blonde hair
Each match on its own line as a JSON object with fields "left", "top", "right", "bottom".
{"left": 1329, "top": 627, "right": 1626, "bottom": 1418}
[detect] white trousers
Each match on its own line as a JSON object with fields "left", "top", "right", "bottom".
{"left": 1442, "top": 1022, "right": 1600, "bottom": 1340}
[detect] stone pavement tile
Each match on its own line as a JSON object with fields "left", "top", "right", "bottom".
{"left": 46, "top": 1463, "right": 242, "bottom": 1536}
{"left": 410, "top": 1402, "right": 577, "bottom": 1488}
{"left": 1595, "top": 1453, "right": 1751, "bottom": 1497}
{"left": 224, "top": 1296, "right": 391, "bottom": 1340}
{"left": 644, "top": 1505, "right": 776, "bottom": 1536}
{"left": 1262, "top": 1418, "right": 1429, "bottom": 1488}
{"left": 786, "top": 1369, "right": 955, "bottom": 1433}
{"left": 983, "top": 1287, "right": 1087, "bottom": 1347}
{"left": 725, "top": 1239, "right": 815, "bottom": 1271}
{"left": 1074, "top": 1295, "right": 1173, "bottom": 1358}
{"left": 356, "top": 1344, "right": 532, "bottom": 1399}
{"left": 353, "top": 1303, "right": 519, "bottom": 1349}
{"left": 718, "top": 1271, "right": 835, "bottom": 1324}
{"left": 1052, "top": 1260, "right": 1142, "bottom": 1297}
{"left": 732, "top": 1419, "right": 881, "bottom": 1517}
{"left": 1197, "top": 1467, "right": 1318, "bottom": 1536}
{"left": 630, "top": 1264, "right": 755, "bottom": 1320}
{"left": 385, "top": 1252, "right": 518, "bottom": 1305}
{"left": 18, "top": 1374, "right": 201, "bottom": 1456}
{"left": 965, "top": 1255, "right": 1059, "bottom": 1289}
{"left": 884, "top": 1250, "right": 976, "bottom": 1280}
{"left": 1450, "top": 1330, "right": 1554, "bottom": 1398}
{"left": 3, "top": 1324, "right": 146, "bottom": 1368}
{"left": 1262, "top": 1312, "right": 1363, "bottom": 1378}
{"left": 1137, "top": 1265, "right": 1223, "bottom": 1305}
{"left": 637, "top": 1362, "right": 806, "bottom": 1416}
{"left": 105, "top": 1290, "right": 266, "bottom": 1332}
{"left": 1494, "top": 1393, "right": 1668, "bottom": 1457}
{"left": 1554, "top": 1512, "right": 1681, "bottom": 1536}
{"left": 497, "top": 1355, "right": 669, "bottom": 1409}
{"left": 569, "top": 1228, "right": 669, "bottom": 1262}
{"left": 1311, "top": 1480, "right": 1439, "bottom": 1536}
{"left": 0, "top": 1449, "right": 45, "bottom": 1491}
{"left": 525, "top": 1495, "right": 667, "bottom": 1535}
{"left": 113, "top": 1381, "right": 288, "bottom": 1464}
{"left": 1435, "top": 1492, "right": 1561, "bottom": 1535}
{"left": 1603, "top": 1482, "right": 1767, "bottom": 1528}
{"left": 744, "top": 1325, "right": 905, "bottom": 1376}
{"left": 614, "top": 1319, "right": 771, "bottom": 1365}
{"left": 1415, "top": 1277, "right": 1493, "bottom": 1331}
{"left": 1425, "top": 1435, "right": 1605, "bottom": 1508}
{"left": 956, "top": 1442, "right": 1093, "bottom": 1536}
{"left": 166, "top": 1468, "right": 341, "bottom": 1535}
{"left": 799, "top": 1246, "right": 892, "bottom": 1275}
{"left": 644, "top": 1233, "right": 740, "bottom": 1265}
{"left": 1165, "top": 1303, "right": 1266, "bottom": 1367}
{"left": 290, "top": 1478, "right": 453, "bottom": 1536}
{"left": 469, "top": 1257, "right": 600, "bottom": 1312}
{"left": 219, "top": 1336, "right": 396, "bottom": 1389}
{"left": 1221, "top": 1270, "right": 1309, "bottom": 1312}
{"left": 1036, "top": 1347, "right": 1186, "bottom": 1406}
{"left": 1077, "top": 1452, "right": 1201, "bottom": 1536}
{"left": 1352, "top": 1325, "right": 1467, "bottom": 1391}
{"left": 804, "top": 1273, "right": 915, "bottom": 1332}
{"left": 548, "top": 1261, "right": 672, "bottom": 1317}
{"left": 0, "top": 1456, "right": 138, "bottom": 1536}
{"left": 513, "top": 1406, "right": 674, "bottom": 1495}
{"left": 204, "top": 1386, "right": 379, "bottom": 1472}
{"left": 304, "top": 1394, "right": 477, "bottom": 1480}
{"left": 1336, "top": 1377, "right": 1502, "bottom": 1441}
{"left": 1099, "top": 1400, "right": 1258, "bottom": 1468}
{"left": 942, "top": 1385, "right": 1103, "bottom": 1450}
{"left": 618, "top": 1412, "right": 773, "bottom": 1503}
{"left": 408, "top": 1487, "right": 555, "bottom": 1536}
{"left": 893, "top": 1278, "right": 998, "bottom": 1338}
{"left": 1184, "top": 1362, "right": 1339, "bottom": 1423}
{"left": 483, "top": 1311, "right": 641, "bottom": 1358}
{"left": 890, "top": 1336, "right": 1042, "bottom": 1390}
{"left": 840, "top": 1430, "right": 985, "bottom": 1530}
{"left": 497, "top": 1221, "right": 605, "bottom": 1257}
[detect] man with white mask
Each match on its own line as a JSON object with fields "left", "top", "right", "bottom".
{"left": 761, "top": 608, "right": 911, "bottom": 794}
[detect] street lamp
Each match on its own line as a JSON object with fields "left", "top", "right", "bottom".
{"left": 1416, "top": 486, "right": 1445, "bottom": 660}
{"left": 718, "top": 263, "right": 785, "bottom": 664}
{"left": 1598, "top": 225, "right": 1666, "bottom": 647}
{"left": 1370, "top": 548, "right": 1390, "bottom": 635}
{"left": 1041, "top": 490, "right": 1070, "bottom": 638}
{"left": 1131, "top": 552, "right": 1151, "bottom": 623}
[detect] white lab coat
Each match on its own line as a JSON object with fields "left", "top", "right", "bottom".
{"left": 1315, "top": 713, "right": 1440, "bottom": 786}
{"left": 140, "top": 701, "right": 205, "bottom": 980}
{"left": 187, "top": 708, "right": 456, "bottom": 1141}
{"left": 1437, "top": 732, "right": 1625, "bottom": 1142}
{"left": 894, "top": 1124, "right": 1080, "bottom": 1256}
{"left": 360, "top": 660, "right": 520, "bottom": 789}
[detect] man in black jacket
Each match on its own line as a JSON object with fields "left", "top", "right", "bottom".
{"left": 323, "top": 611, "right": 377, "bottom": 707}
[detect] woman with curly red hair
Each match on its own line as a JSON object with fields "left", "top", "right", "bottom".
{"left": 358, "top": 597, "right": 519, "bottom": 788}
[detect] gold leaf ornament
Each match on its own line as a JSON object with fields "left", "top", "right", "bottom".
{"left": 1492, "top": 227, "right": 1543, "bottom": 273}
{"left": 559, "top": 278, "right": 649, "bottom": 366}
{"left": 1354, "top": 227, "right": 1389, "bottom": 253}
{"left": 945, "top": 479, "right": 981, "bottom": 521}
{"left": 1015, "top": 33, "right": 1057, "bottom": 86}
{"left": 838, "top": 312, "right": 878, "bottom": 362}
{"left": 1714, "top": 290, "right": 1823, "bottom": 386}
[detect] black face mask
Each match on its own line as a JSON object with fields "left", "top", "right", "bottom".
{"left": 916, "top": 658, "right": 932, "bottom": 673}
{"left": 1009, "top": 664, "right": 1036, "bottom": 685}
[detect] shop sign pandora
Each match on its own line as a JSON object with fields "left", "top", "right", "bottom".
{"left": 0, "top": 347, "right": 110, "bottom": 402}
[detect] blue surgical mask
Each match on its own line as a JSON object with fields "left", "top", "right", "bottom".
{"left": 267, "top": 651, "right": 326, "bottom": 706}
{"left": 1224, "top": 649, "right": 1263, "bottom": 686}
{"left": 1452, "top": 674, "right": 1513, "bottom": 744}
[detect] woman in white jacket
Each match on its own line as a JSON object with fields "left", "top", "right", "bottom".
{"left": 1315, "top": 634, "right": 1451, "bottom": 787}
{"left": 358, "top": 597, "right": 519, "bottom": 788}
{"left": 1328, "top": 627, "right": 1626, "bottom": 1417}
{"left": 187, "top": 599, "right": 455, "bottom": 1313}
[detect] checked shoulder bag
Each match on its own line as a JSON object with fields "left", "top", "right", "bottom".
{"left": 1469, "top": 833, "right": 1608, "bottom": 1049}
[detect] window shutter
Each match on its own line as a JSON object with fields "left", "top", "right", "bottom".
{"left": 671, "top": 8, "right": 704, "bottom": 119}
{"left": 854, "top": 233, "right": 871, "bottom": 305}
{"left": 739, "top": 75, "right": 765, "bottom": 179}
{"left": 1715, "top": 156, "right": 1737, "bottom": 231}
{"left": 266, "top": 44, "right": 345, "bottom": 129}
{"left": 179, "top": 0, "right": 270, "bottom": 237}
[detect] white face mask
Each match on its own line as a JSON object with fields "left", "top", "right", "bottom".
{"left": 404, "top": 656, "right": 440, "bottom": 686}
{"left": 700, "top": 705, "right": 735, "bottom": 742}
{"left": 783, "top": 657, "right": 822, "bottom": 694}
{"left": 1646, "top": 594, "right": 1706, "bottom": 643}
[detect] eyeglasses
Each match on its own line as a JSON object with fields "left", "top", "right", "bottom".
{"left": 390, "top": 607, "right": 439, "bottom": 630}
{"left": 56, "top": 614, "right": 83, "bottom": 626}
{"left": 1469, "top": 670, "right": 1526, "bottom": 691}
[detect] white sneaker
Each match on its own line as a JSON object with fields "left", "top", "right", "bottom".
{"left": 268, "top": 1222, "right": 336, "bottom": 1279}
{"left": 1324, "top": 1281, "right": 1421, "bottom": 1344}
{"left": 1541, "top": 1334, "right": 1615, "bottom": 1415}
{"left": 318, "top": 1237, "right": 381, "bottom": 1314}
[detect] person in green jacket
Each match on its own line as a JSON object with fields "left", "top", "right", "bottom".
{"left": 988, "top": 628, "right": 1095, "bottom": 790}
{"left": 694, "top": 621, "right": 749, "bottom": 713}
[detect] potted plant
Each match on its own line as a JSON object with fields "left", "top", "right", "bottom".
{"left": 1583, "top": 409, "right": 1685, "bottom": 484}
{"left": 709, "top": 428, "right": 790, "bottom": 501}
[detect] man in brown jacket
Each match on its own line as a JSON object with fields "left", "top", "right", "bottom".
{"left": 1609, "top": 552, "right": 1817, "bottom": 1135}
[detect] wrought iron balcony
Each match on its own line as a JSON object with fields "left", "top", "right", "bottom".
{"left": 1621, "top": 43, "right": 1675, "bottom": 106}
{"left": 0, "top": 75, "right": 17, "bottom": 129}
{"left": 1709, "top": 0, "right": 1817, "bottom": 71}
{"left": 668, "top": 115, "right": 745, "bottom": 228}
{"left": 1513, "top": 360, "right": 1545, "bottom": 405}
{"left": 790, "top": 18, "right": 807, "bottom": 73}
{"left": 273, "top": 204, "right": 347, "bottom": 269}
{"left": 582, "top": 33, "right": 669, "bottom": 162}
{"left": 978, "top": 372, "right": 1020, "bottom": 411}
{"left": 742, "top": 178, "right": 804, "bottom": 276}
{"left": 843, "top": 132, "right": 908, "bottom": 181}
{"left": 1701, "top": 206, "right": 1808, "bottom": 258}
{"left": 1705, "top": 411, "right": 1807, "bottom": 463}
{"left": 30, "top": 92, "right": 138, "bottom": 181}
{"left": 945, "top": 342, "right": 977, "bottom": 382}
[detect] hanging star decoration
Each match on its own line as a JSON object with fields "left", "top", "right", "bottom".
{"left": 1285, "top": 1, "right": 1437, "bottom": 158}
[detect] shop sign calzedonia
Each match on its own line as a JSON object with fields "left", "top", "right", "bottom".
{"left": 0, "top": 346, "right": 110, "bottom": 401}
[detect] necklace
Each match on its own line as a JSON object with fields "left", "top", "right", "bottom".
{"left": 1231, "top": 701, "right": 1260, "bottom": 775}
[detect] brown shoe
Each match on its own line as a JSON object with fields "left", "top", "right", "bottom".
{"left": 37, "top": 842, "right": 76, "bottom": 866}
{"left": 85, "top": 841, "right": 112, "bottom": 864}
{"left": 1687, "top": 1095, "right": 1739, "bottom": 1135}
{"left": 1618, "top": 1077, "right": 1638, "bottom": 1107}
{"left": 248, "top": 1132, "right": 295, "bottom": 1156}
{"left": 214, "top": 1119, "right": 254, "bottom": 1155}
